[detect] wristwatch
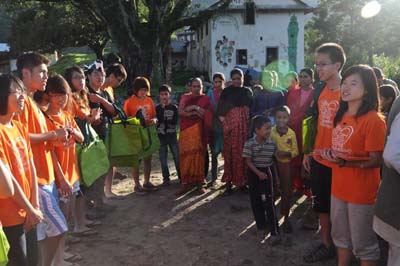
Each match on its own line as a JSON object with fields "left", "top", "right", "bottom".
{"left": 338, "top": 159, "right": 346, "bottom": 168}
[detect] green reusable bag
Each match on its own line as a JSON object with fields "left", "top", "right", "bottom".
{"left": 138, "top": 124, "right": 160, "bottom": 160}
{"left": 77, "top": 123, "right": 110, "bottom": 187}
{"left": 0, "top": 227, "right": 9, "bottom": 266}
{"left": 106, "top": 105, "right": 143, "bottom": 167}
{"left": 302, "top": 115, "right": 318, "bottom": 155}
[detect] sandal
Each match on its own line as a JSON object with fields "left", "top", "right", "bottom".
{"left": 303, "top": 243, "right": 336, "bottom": 263}
{"left": 86, "top": 220, "right": 102, "bottom": 227}
{"left": 72, "top": 228, "right": 98, "bottom": 237}
{"left": 143, "top": 182, "right": 159, "bottom": 191}
{"left": 67, "top": 235, "right": 81, "bottom": 244}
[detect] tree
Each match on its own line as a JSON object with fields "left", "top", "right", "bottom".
{"left": 3, "top": 0, "right": 231, "bottom": 88}
{"left": 305, "top": 0, "right": 400, "bottom": 69}
{"left": 4, "top": 2, "right": 109, "bottom": 59}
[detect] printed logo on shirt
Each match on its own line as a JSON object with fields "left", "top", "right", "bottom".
{"left": 319, "top": 100, "right": 339, "bottom": 128}
{"left": 332, "top": 125, "right": 354, "bottom": 153}
{"left": 9, "top": 136, "right": 30, "bottom": 174}
{"left": 164, "top": 110, "right": 175, "bottom": 121}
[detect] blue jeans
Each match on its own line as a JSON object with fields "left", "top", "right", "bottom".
{"left": 158, "top": 134, "right": 180, "bottom": 181}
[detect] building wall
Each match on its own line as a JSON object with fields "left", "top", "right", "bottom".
{"left": 208, "top": 11, "right": 307, "bottom": 80}
{"left": 186, "top": 21, "right": 212, "bottom": 74}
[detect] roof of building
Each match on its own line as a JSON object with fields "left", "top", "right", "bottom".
{"left": 171, "top": 40, "right": 187, "bottom": 53}
{"left": 188, "top": 0, "right": 313, "bottom": 13}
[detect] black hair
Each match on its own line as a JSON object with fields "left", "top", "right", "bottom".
{"left": 251, "top": 115, "right": 271, "bottom": 132}
{"left": 373, "top": 67, "right": 383, "bottom": 79}
{"left": 16, "top": 52, "right": 50, "bottom": 79}
{"left": 379, "top": 84, "right": 396, "bottom": 99}
{"left": 230, "top": 68, "right": 244, "bottom": 78}
{"left": 106, "top": 63, "right": 127, "bottom": 81}
{"left": 212, "top": 72, "right": 225, "bottom": 81}
{"left": 159, "top": 84, "right": 172, "bottom": 94}
{"left": 65, "top": 66, "right": 84, "bottom": 93}
{"left": 300, "top": 68, "right": 314, "bottom": 80}
{"left": 315, "top": 43, "right": 346, "bottom": 71}
{"left": 45, "top": 74, "right": 71, "bottom": 95}
{"left": 274, "top": 105, "right": 291, "bottom": 116}
{"left": 0, "top": 73, "right": 25, "bottom": 115}
{"left": 334, "top": 64, "right": 380, "bottom": 126}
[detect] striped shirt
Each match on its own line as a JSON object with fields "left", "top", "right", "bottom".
{"left": 242, "top": 137, "right": 276, "bottom": 168}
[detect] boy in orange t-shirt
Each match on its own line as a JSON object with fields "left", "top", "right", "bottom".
{"left": 321, "top": 65, "right": 386, "bottom": 265}
{"left": 302, "top": 43, "right": 346, "bottom": 263}
{"left": 0, "top": 74, "right": 43, "bottom": 265}
{"left": 123, "top": 76, "right": 157, "bottom": 194}
{"left": 16, "top": 53, "right": 70, "bottom": 266}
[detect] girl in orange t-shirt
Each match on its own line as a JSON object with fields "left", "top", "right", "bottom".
{"left": 0, "top": 74, "right": 43, "bottom": 265}
{"left": 321, "top": 65, "right": 386, "bottom": 265}
{"left": 123, "top": 77, "right": 157, "bottom": 194}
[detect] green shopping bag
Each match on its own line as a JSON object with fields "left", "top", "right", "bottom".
{"left": 302, "top": 115, "right": 318, "bottom": 155}
{"left": 139, "top": 124, "right": 160, "bottom": 160}
{"left": 0, "top": 227, "right": 9, "bottom": 266}
{"left": 106, "top": 105, "right": 144, "bottom": 167}
{"left": 77, "top": 123, "right": 110, "bottom": 187}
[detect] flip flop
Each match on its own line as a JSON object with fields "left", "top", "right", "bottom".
{"left": 72, "top": 228, "right": 98, "bottom": 237}
{"left": 65, "top": 253, "right": 82, "bottom": 262}
{"left": 86, "top": 220, "right": 102, "bottom": 227}
{"left": 67, "top": 235, "right": 81, "bottom": 244}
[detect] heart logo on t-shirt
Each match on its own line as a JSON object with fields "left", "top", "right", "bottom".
{"left": 332, "top": 125, "right": 354, "bottom": 153}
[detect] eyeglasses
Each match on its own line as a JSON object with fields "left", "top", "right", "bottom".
{"left": 72, "top": 74, "right": 85, "bottom": 80}
{"left": 314, "top": 62, "right": 335, "bottom": 69}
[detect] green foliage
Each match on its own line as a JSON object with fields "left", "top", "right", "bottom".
{"left": 5, "top": 2, "right": 108, "bottom": 58}
{"left": 305, "top": 0, "right": 400, "bottom": 69}
{"left": 374, "top": 54, "right": 400, "bottom": 85}
{"left": 48, "top": 53, "right": 96, "bottom": 75}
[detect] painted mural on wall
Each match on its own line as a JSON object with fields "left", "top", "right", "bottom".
{"left": 287, "top": 15, "right": 299, "bottom": 71}
{"left": 215, "top": 36, "right": 235, "bottom": 68}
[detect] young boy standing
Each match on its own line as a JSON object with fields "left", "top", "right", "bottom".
{"left": 302, "top": 43, "right": 346, "bottom": 262}
{"left": 243, "top": 115, "right": 280, "bottom": 245}
{"left": 271, "top": 106, "right": 299, "bottom": 233}
{"left": 16, "top": 52, "right": 71, "bottom": 266}
{"left": 156, "top": 85, "right": 180, "bottom": 185}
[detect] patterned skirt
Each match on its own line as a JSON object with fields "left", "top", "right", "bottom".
{"left": 179, "top": 123, "right": 205, "bottom": 185}
{"left": 222, "top": 106, "right": 249, "bottom": 187}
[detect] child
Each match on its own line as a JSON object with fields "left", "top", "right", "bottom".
{"left": 124, "top": 76, "right": 158, "bottom": 194}
{"left": 379, "top": 84, "right": 396, "bottom": 119}
{"left": 270, "top": 106, "right": 299, "bottom": 233}
{"left": 45, "top": 74, "right": 86, "bottom": 265}
{"left": 156, "top": 84, "right": 180, "bottom": 185}
{"left": 242, "top": 115, "right": 280, "bottom": 244}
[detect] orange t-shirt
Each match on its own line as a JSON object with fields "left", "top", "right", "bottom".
{"left": 66, "top": 97, "right": 88, "bottom": 121}
{"left": 0, "top": 121, "right": 34, "bottom": 226}
{"left": 14, "top": 96, "right": 55, "bottom": 185}
{"left": 312, "top": 86, "right": 340, "bottom": 166}
{"left": 331, "top": 111, "right": 386, "bottom": 204}
{"left": 123, "top": 96, "right": 156, "bottom": 122}
{"left": 45, "top": 111, "right": 81, "bottom": 186}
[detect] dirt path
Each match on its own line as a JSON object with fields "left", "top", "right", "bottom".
{"left": 70, "top": 158, "right": 337, "bottom": 266}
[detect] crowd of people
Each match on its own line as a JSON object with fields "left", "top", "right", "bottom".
{"left": 0, "top": 41, "right": 399, "bottom": 266}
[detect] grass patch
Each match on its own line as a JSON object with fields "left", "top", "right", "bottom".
{"left": 49, "top": 53, "right": 96, "bottom": 75}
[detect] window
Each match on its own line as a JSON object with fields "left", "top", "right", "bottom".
{"left": 266, "top": 47, "right": 278, "bottom": 65}
{"left": 236, "top": 49, "right": 248, "bottom": 65}
{"left": 244, "top": 2, "right": 255, "bottom": 25}
{"left": 205, "top": 22, "right": 208, "bottom": 36}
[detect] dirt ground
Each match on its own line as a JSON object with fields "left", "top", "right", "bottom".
{"left": 69, "top": 156, "right": 383, "bottom": 266}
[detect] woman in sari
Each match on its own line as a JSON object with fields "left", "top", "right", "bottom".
{"left": 217, "top": 68, "right": 253, "bottom": 194}
{"left": 286, "top": 68, "right": 314, "bottom": 193}
{"left": 177, "top": 78, "right": 212, "bottom": 195}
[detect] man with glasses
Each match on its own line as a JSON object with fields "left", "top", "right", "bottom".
{"left": 101, "top": 63, "right": 128, "bottom": 102}
{"left": 303, "top": 43, "right": 346, "bottom": 263}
